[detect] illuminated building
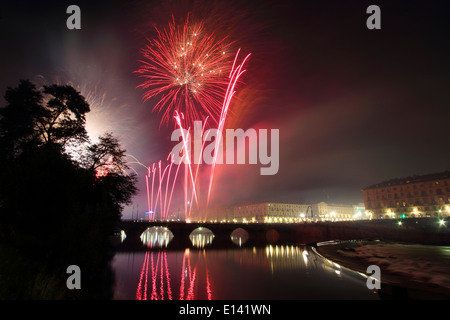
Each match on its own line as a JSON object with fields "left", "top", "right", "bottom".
{"left": 362, "top": 171, "right": 450, "bottom": 219}
{"left": 312, "top": 202, "right": 366, "bottom": 221}
{"left": 233, "top": 202, "right": 365, "bottom": 223}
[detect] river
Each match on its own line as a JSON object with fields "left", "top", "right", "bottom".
{"left": 111, "top": 227, "right": 380, "bottom": 300}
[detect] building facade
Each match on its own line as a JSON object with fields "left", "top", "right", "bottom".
{"left": 362, "top": 171, "right": 450, "bottom": 219}
{"left": 233, "top": 201, "right": 365, "bottom": 223}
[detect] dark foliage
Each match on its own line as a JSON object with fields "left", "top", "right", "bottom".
{"left": 0, "top": 80, "right": 137, "bottom": 299}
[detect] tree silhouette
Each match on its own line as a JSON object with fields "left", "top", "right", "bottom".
{"left": 0, "top": 80, "right": 44, "bottom": 161}
{"left": 85, "top": 132, "right": 128, "bottom": 174}
{"left": 37, "top": 84, "right": 90, "bottom": 147}
{"left": 0, "top": 80, "right": 137, "bottom": 299}
{"left": 0, "top": 80, "right": 91, "bottom": 160}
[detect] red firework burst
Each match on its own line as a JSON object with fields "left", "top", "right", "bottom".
{"left": 135, "top": 15, "right": 234, "bottom": 126}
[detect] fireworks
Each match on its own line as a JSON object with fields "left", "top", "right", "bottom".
{"left": 144, "top": 154, "right": 182, "bottom": 222}
{"left": 135, "top": 15, "right": 234, "bottom": 126}
{"left": 135, "top": 14, "right": 251, "bottom": 221}
{"left": 137, "top": 50, "right": 250, "bottom": 220}
{"left": 207, "top": 49, "right": 251, "bottom": 205}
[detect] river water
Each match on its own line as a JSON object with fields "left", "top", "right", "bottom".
{"left": 111, "top": 227, "right": 379, "bottom": 300}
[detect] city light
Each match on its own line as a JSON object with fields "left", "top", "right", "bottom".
{"left": 3, "top": 0, "right": 450, "bottom": 304}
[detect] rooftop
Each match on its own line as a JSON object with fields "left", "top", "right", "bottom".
{"left": 363, "top": 171, "right": 450, "bottom": 190}
{"left": 234, "top": 201, "right": 358, "bottom": 208}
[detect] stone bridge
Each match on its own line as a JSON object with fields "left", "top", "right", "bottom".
{"left": 116, "top": 218, "right": 450, "bottom": 250}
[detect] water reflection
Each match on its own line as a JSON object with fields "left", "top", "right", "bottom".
{"left": 265, "top": 244, "right": 317, "bottom": 271}
{"left": 135, "top": 249, "right": 212, "bottom": 300}
{"left": 189, "top": 227, "right": 214, "bottom": 248}
{"left": 140, "top": 227, "right": 174, "bottom": 248}
{"left": 112, "top": 244, "right": 378, "bottom": 300}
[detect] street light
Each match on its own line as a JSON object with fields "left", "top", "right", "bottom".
{"left": 330, "top": 211, "right": 336, "bottom": 222}
{"left": 387, "top": 209, "right": 395, "bottom": 219}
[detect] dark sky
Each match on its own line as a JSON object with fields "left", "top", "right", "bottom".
{"left": 1, "top": 0, "right": 449, "bottom": 219}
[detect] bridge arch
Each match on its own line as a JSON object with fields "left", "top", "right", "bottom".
{"left": 140, "top": 226, "right": 174, "bottom": 248}
{"left": 118, "top": 220, "right": 314, "bottom": 247}
{"left": 230, "top": 228, "right": 249, "bottom": 246}
{"left": 189, "top": 227, "right": 215, "bottom": 247}
{"left": 265, "top": 229, "right": 280, "bottom": 243}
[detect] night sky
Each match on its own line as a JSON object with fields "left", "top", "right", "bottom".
{"left": 1, "top": 0, "right": 449, "bottom": 219}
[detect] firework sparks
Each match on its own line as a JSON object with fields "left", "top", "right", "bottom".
{"left": 135, "top": 15, "right": 233, "bottom": 126}
{"left": 134, "top": 15, "right": 251, "bottom": 221}
{"left": 144, "top": 154, "right": 182, "bottom": 221}
{"left": 207, "top": 49, "right": 251, "bottom": 206}
{"left": 173, "top": 111, "right": 212, "bottom": 218}
{"left": 140, "top": 49, "right": 250, "bottom": 220}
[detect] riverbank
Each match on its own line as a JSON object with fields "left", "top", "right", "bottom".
{"left": 0, "top": 232, "right": 115, "bottom": 299}
{"left": 315, "top": 240, "right": 450, "bottom": 299}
